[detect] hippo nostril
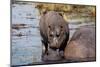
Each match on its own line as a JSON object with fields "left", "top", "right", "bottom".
{"left": 53, "top": 37, "right": 58, "bottom": 43}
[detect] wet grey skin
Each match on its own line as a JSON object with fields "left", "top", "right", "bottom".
{"left": 39, "top": 11, "right": 69, "bottom": 61}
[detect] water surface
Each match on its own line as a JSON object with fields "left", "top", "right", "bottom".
{"left": 11, "top": 3, "right": 95, "bottom": 66}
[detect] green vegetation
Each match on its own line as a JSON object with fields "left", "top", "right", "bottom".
{"left": 35, "top": 3, "right": 96, "bottom": 23}
{"left": 35, "top": 3, "right": 95, "bottom": 16}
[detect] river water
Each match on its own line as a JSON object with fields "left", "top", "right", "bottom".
{"left": 11, "top": 3, "right": 95, "bottom": 66}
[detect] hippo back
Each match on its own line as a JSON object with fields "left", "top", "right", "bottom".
{"left": 64, "top": 26, "right": 96, "bottom": 62}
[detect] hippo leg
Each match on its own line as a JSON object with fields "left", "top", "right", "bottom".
{"left": 59, "top": 32, "right": 69, "bottom": 58}
{"left": 59, "top": 51, "right": 64, "bottom": 58}
{"left": 42, "top": 40, "right": 49, "bottom": 55}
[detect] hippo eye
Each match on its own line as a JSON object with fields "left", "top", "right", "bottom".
{"left": 60, "top": 26, "right": 63, "bottom": 28}
{"left": 48, "top": 25, "right": 51, "bottom": 28}
{"left": 49, "top": 34, "right": 53, "bottom": 37}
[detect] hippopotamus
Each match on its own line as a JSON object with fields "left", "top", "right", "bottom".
{"left": 39, "top": 11, "right": 69, "bottom": 60}
{"left": 64, "top": 26, "right": 96, "bottom": 62}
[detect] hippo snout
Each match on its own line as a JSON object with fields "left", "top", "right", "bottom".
{"left": 49, "top": 37, "right": 60, "bottom": 48}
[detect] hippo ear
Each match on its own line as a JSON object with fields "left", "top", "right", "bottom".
{"left": 42, "top": 10, "right": 47, "bottom": 15}
{"left": 58, "top": 12, "right": 63, "bottom": 17}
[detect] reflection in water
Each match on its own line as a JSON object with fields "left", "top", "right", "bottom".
{"left": 11, "top": 3, "right": 95, "bottom": 66}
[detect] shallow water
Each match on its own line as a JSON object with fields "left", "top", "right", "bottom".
{"left": 11, "top": 3, "right": 95, "bottom": 66}
{"left": 11, "top": 3, "right": 42, "bottom": 65}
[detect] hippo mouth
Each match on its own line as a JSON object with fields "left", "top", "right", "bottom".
{"left": 49, "top": 42, "right": 60, "bottom": 49}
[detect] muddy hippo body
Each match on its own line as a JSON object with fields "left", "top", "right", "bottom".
{"left": 64, "top": 26, "right": 96, "bottom": 62}
{"left": 39, "top": 11, "right": 69, "bottom": 60}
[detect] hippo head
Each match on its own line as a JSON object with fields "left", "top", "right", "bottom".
{"left": 47, "top": 23, "right": 67, "bottom": 49}
{"left": 44, "top": 11, "right": 69, "bottom": 49}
